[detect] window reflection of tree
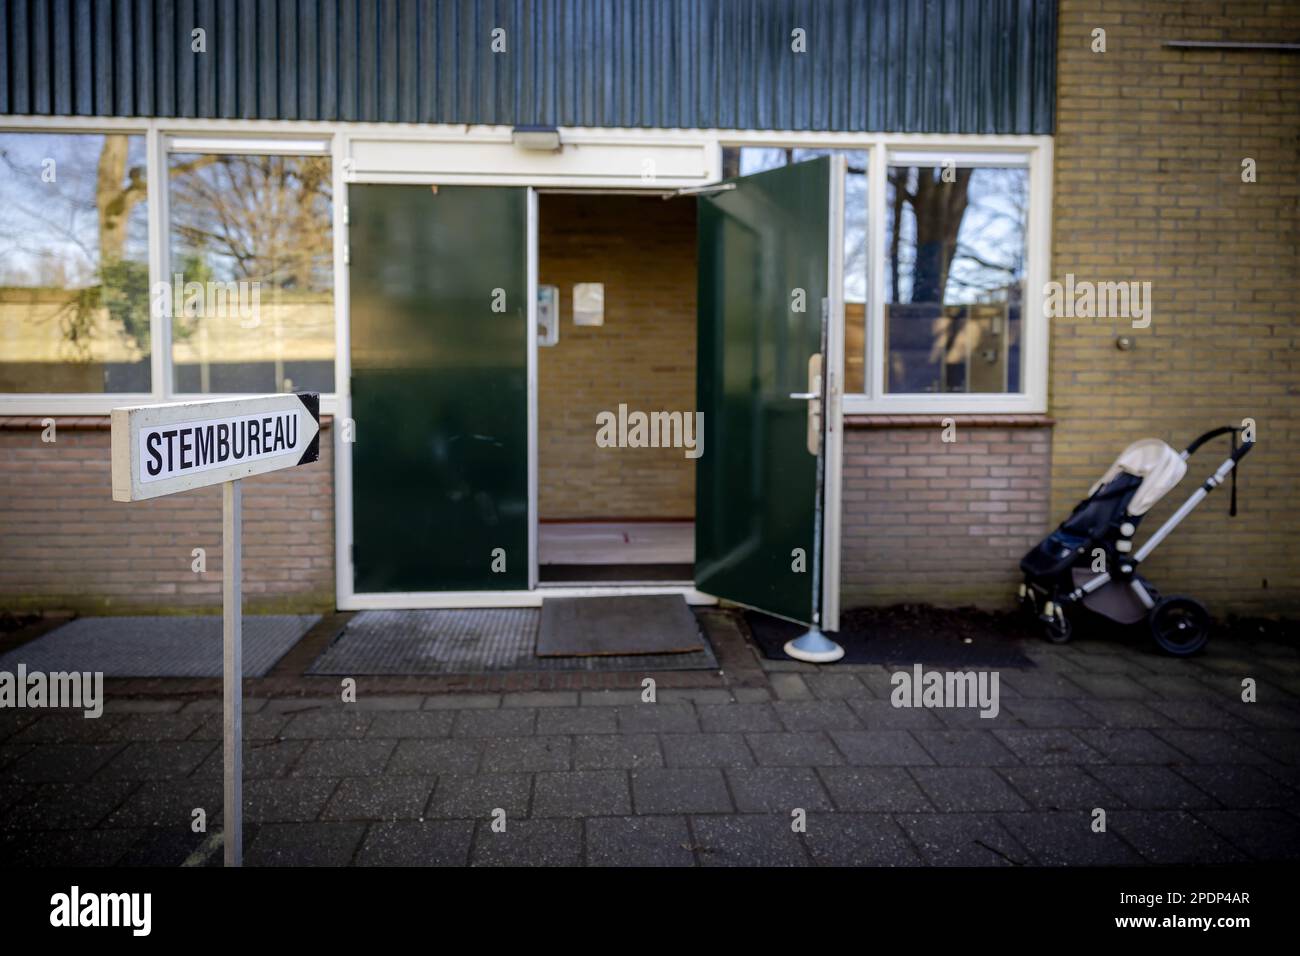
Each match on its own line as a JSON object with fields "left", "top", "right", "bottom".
{"left": 168, "top": 153, "right": 334, "bottom": 394}
{"left": 168, "top": 153, "right": 332, "bottom": 294}
{"left": 0, "top": 133, "right": 151, "bottom": 362}
{"left": 0, "top": 136, "right": 334, "bottom": 390}
{"left": 887, "top": 165, "right": 1026, "bottom": 393}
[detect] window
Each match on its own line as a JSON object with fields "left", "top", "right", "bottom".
{"left": 167, "top": 148, "right": 335, "bottom": 394}
{"left": 721, "top": 142, "right": 1043, "bottom": 411}
{"left": 722, "top": 146, "right": 868, "bottom": 393}
{"left": 0, "top": 131, "right": 151, "bottom": 393}
{"left": 885, "top": 160, "right": 1027, "bottom": 395}
{"left": 0, "top": 127, "right": 339, "bottom": 408}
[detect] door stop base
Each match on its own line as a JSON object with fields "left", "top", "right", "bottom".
{"left": 783, "top": 625, "right": 845, "bottom": 664}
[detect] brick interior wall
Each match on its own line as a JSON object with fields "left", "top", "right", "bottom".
{"left": 839, "top": 419, "right": 1053, "bottom": 608}
{"left": 537, "top": 194, "right": 697, "bottom": 520}
{"left": 1053, "top": 0, "right": 1300, "bottom": 615}
{"left": 0, "top": 419, "right": 334, "bottom": 614}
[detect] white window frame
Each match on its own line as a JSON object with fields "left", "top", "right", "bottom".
{"left": 0, "top": 118, "right": 155, "bottom": 415}
{"left": 0, "top": 119, "right": 1050, "bottom": 419}
{"left": 163, "top": 130, "right": 336, "bottom": 406}
{"left": 719, "top": 131, "right": 1053, "bottom": 415}
{"left": 0, "top": 116, "right": 346, "bottom": 417}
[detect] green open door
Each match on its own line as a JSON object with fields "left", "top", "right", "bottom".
{"left": 348, "top": 185, "right": 529, "bottom": 593}
{"left": 695, "top": 157, "right": 844, "bottom": 626}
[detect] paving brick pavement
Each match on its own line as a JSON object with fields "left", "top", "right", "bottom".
{"left": 1, "top": 618, "right": 1297, "bottom": 867}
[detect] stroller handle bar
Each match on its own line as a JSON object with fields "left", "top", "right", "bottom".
{"left": 1183, "top": 425, "right": 1253, "bottom": 459}
{"left": 1134, "top": 427, "right": 1255, "bottom": 564}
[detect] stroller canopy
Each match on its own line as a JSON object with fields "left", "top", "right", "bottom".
{"left": 1088, "top": 438, "right": 1187, "bottom": 516}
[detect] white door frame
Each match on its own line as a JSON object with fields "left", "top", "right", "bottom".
{"left": 821, "top": 156, "right": 847, "bottom": 632}
{"left": 527, "top": 187, "right": 539, "bottom": 591}
{"left": 335, "top": 174, "right": 718, "bottom": 611}
{"left": 335, "top": 159, "right": 847, "bottom": 613}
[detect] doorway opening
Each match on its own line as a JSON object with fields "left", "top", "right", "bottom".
{"left": 535, "top": 192, "right": 698, "bottom": 585}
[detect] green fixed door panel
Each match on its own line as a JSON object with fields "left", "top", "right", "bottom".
{"left": 349, "top": 184, "right": 528, "bottom": 592}
{"left": 695, "top": 158, "right": 830, "bottom": 624}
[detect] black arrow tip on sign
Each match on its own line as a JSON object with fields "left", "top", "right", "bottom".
{"left": 295, "top": 391, "right": 321, "bottom": 466}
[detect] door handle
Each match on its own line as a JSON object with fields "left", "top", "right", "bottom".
{"left": 795, "top": 353, "right": 822, "bottom": 456}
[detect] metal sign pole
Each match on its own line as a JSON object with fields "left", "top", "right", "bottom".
{"left": 222, "top": 479, "right": 243, "bottom": 867}
{"left": 108, "top": 391, "right": 321, "bottom": 866}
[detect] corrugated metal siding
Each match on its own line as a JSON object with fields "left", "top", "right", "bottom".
{"left": 0, "top": 0, "right": 1056, "bottom": 133}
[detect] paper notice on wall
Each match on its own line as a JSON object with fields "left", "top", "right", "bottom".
{"left": 573, "top": 282, "right": 605, "bottom": 326}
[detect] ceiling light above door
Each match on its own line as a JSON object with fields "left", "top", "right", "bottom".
{"left": 512, "top": 125, "right": 561, "bottom": 151}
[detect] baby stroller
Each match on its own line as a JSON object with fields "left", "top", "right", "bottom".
{"left": 1019, "top": 426, "right": 1254, "bottom": 656}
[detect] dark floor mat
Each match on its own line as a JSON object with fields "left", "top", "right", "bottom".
{"left": 538, "top": 595, "right": 705, "bottom": 657}
{"left": 746, "top": 605, "right": 1035, "bottom": 667}
{"left": 0, "top": 615, "right": 318, "bottom": 677}
{"left": 308, "top": 607, "right": 718, "bottom": 674}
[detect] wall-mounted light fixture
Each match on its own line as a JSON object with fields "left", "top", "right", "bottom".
{"left": 511, "top": 125, "right": 561, "bottom": 151}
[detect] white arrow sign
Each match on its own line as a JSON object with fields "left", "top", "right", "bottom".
{"left": 111, "top": 393, "right": 320, "bottom": 502}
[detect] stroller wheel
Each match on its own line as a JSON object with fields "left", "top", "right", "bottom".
{"left": 1043, "top": 604, "right": 1072, "bottom": 644}
{"left": 1149, "top": 596, "right": 1211, "bottom": 656}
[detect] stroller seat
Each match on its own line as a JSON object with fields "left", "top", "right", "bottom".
{"left": 1088, "top": 439, "right": 1186, "bottom": 516}
{"left": 1021, "top": 439, "right": 1185, "bottom": 578}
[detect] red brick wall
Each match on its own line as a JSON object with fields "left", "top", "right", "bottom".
{"left": 3, "top": 416, "right": 1050, "bottom": 616}
{"left": 0, "top": 418, "right": 334, "bottom": 614}
{"left": 838, "top": 418, "right": 1053, "bottom": 608}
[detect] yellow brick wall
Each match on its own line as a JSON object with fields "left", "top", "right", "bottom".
{"left": 1052, "top": 0, "right": 1300, "bottom": 615}
{"left": 537, "top": 194, "right": 697, "bottom": 520}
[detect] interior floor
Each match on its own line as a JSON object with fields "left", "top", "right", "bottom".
{"left": 538, "top": 521, "right": 694, "bottom": 583}
{"left": 539, "top": 520, "right": 693, "bottom": 563}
